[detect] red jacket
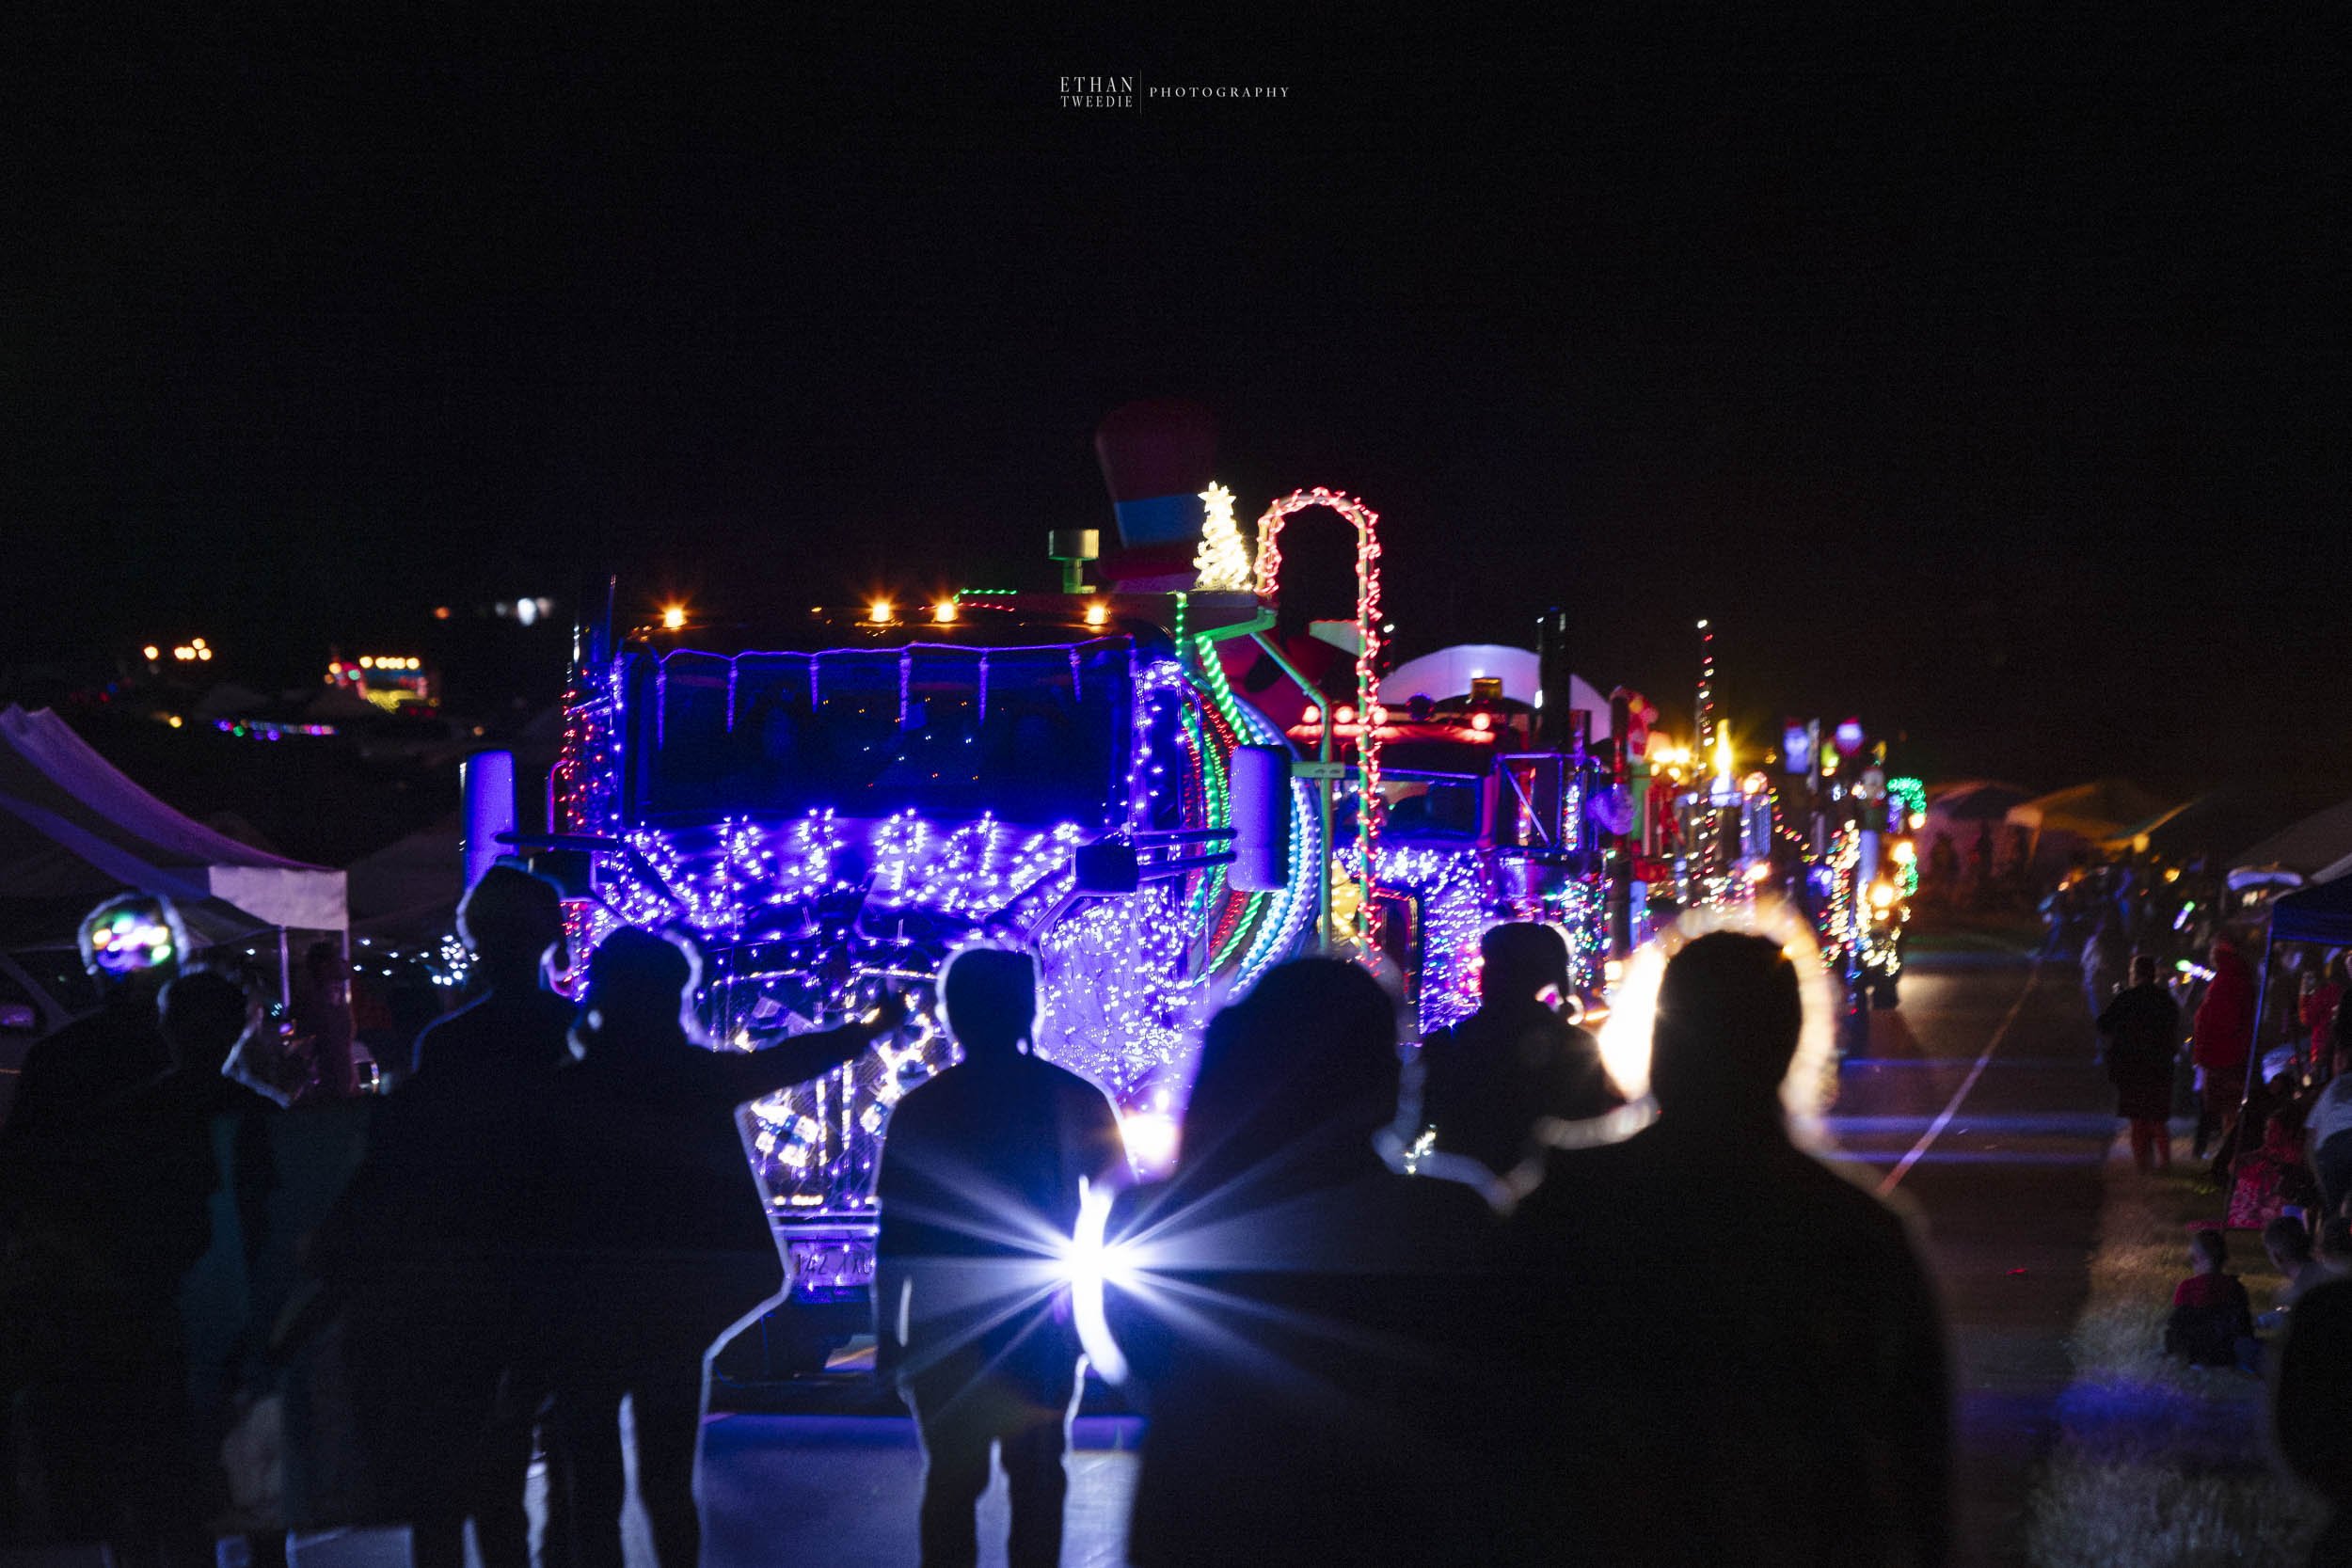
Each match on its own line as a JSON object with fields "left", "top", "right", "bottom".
{"left": 2193, "top": 948, "right": 2257, "bottom": 1071}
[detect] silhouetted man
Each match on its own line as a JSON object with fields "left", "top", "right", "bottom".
{"left": 875, "top": 948, "right": 1125, "bottom": 1568}
{"left": 410, "top": 865, "right": 585, "bottom": 1568}
{"left": 1419, "top": 922, "right": 1620, "bottom": 1180}
{"left": 143, "top": 969, "right": 285, "bottom": 1568}
{"left": 317, "top": 865, "right": 576, "bottom": 1568}
{"left": 4, "top": 892, "right": 185, "bottom": 1136}
{"left": 0, "top": 893, "right": 204, "bottom": 1561}
{"left": 532, "top": 928, "right": 898, "bottom": 1568}
{"left": 1502, "top": 930, "right": 1950, "bottom": 1566}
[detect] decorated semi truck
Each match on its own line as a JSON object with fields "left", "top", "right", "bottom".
{"left": 539, "top": 587, "right": 1318, "bottom": 1368}
{"left": 531, "top": 456, "right": 1624, "bottom": 1370}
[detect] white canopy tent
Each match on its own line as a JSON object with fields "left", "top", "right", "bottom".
{"left": 0, "top": 705, "right": 347, "bottom": 943}
{"left": 2229, "top": 796, "right": 2352, "bottom": 892}
{"left": 1378, "top": 644, "right": 1613, "bottom": 739}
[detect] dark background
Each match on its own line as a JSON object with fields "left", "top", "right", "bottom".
{"left": 8, "top": 13, "right": 2344, "bottom": 794}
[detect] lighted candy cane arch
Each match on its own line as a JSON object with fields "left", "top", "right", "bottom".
{"left": 1253, "top": 486, "right": 1384, "bottom": 922}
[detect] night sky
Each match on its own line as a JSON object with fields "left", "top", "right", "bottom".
{"left": 11, "top": 14, "right": 2344, "bottom": 792}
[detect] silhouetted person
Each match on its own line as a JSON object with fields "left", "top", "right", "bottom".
{"left": 145, "top": 969, "right": 286, "bottom": 1568}
{"left": 4, "top": 892, "right": 184, "bottom": 1136}
{"left": 532, "top": 927, "right": 899, "bottom": 1568}
{"left": 2276, "top": 1279, "right": 2352, "bottom": 1565}
{"left": 1105, "top": 959, "right": 1503, "bottom": 1568}
{"left": 2193, "top": 935, "right": 2258, "bottom": 1159}
{"left": 354, "top": 960, "right": 444, "bottom": 1092}
{"left": 0, "top": 893, "right": 205, "bottom": 1561}
{"left": 373, "top": 866, "right": 577, "bottom": 1568}
{"left": 1420, "top": 922, "right": 1621, "bottom": 1180}
{"left": 293, "top": 939, "right": 358, "bottom": 1100}
{"left": 2100, "top": 954, "right": 2181, "bottom": 1173}
{"left": 873, "top": 947, "right": 1125, "bottom": 1568}
{"left": 2080, "top": 917, "right": 2126, "bottom": 1024}
{"left": 2165, "top": 1227, "right": 2254, "bottom": 1368}
{"left": 1927, "top": 832, "right": 1959, "bottom": 909}
{"left": 2258, "top": 1214, "right": 2330, "bottom": 1332}
{"left": 1502, "top": 930, "right": 1950, "bottom": 1567}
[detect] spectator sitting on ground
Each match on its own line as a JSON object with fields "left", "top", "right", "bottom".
{"left": 2164, "top": 1228, "right": 2256, "bottom": 1369}
{"left": 2323, "top": 1213, "right": 2352, "bottom": 1277}
{"left": 2228, "top": 1079, "right": 2322, "bottom": 1232}
{"left": 2259, "top": 1214, "right": 2331, "bottom": 1332}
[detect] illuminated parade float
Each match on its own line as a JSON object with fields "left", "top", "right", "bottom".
{"left": 526, "top": 404, "right": 1662, "bottom": 1368}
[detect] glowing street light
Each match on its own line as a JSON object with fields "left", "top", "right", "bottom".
{"left": 660, "top": 605, "right": 688, "bottom": 630}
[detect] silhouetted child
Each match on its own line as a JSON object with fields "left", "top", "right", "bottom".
{"left": 2321, "top": 1212, "right": 2352, "bottom": 1276}
{"left": 2165, "top": 1227, "right": 2255, "bottom": 1368}
{"left": 2258, "top": 1213, "right": 2331, "bottom": 1332}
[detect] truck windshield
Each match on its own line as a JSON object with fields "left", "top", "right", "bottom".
{"left": 623, "top": 640, "right": 1133, "bottom": 831}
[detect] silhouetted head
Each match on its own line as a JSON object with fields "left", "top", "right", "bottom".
{"left": 1180, "top": 958, "right": 1402, "bottom": 1189}
{"left": 458, "top": 864, "right": 568, "bottom": 978}
{"left": 2189, "top": 1227, "right": 2227, "bottom": 1274}
{"left": 77, "top": 892, "right": 187, "bottom": 998}
{"left": 2129, "top": 954, "right": 2156, "bottom": 988}
{"left": 576, "top": 927, "right": 699, "bottom": 1057}
{"left": 1649, "top": 931, "right": 1803, "bottom": 1129}
{"left": 940, "top": 946, "right": 1037, "bottom": 1059}
{"left": 2266, "top": 1214, "right": 2314, "bottom": 1269}
{"left": 160, "top": 968, "right": 254, "bottom": 1074}
{"left": 1480, "top": 922, "right": 1570, "bottom": 1006}
{"left": 2322, "top": 1213, "right": 2352, "bottom": 1267}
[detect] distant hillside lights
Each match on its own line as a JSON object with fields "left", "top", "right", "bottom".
{"left": 151, "top": 638, "right": 213, "bottom": 663}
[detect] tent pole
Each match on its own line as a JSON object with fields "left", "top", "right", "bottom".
{"left": 278, "top": 926, "right": 291, "bottom": 1016}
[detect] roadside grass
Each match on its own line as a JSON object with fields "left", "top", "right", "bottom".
{"left": 2026, "top": 1152, "right": 2328, "bottom": 1566}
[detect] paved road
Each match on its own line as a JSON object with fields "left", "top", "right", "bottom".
{"left": 1821, "top": 946, "right": 2114, "bottom": 1566}
{"left": 265, "top": 945, "right": 2103, "bottom": 1568}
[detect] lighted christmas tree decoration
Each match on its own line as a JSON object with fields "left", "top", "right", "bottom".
{"left": 1191, "top": 481, "right": 1252, "bottom": 591}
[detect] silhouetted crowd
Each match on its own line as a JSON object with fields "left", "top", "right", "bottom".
{"left": 2, "top": 882, "right": 1954, "bottom": 1568}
